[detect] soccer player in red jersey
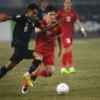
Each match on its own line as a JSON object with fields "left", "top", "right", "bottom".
{"left": 22, "top": 5, "right": 62, "bottom": 93}
{"left": 57, "top": 0, "right": 87, "bottom": 74}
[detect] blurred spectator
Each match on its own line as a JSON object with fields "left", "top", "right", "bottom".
{"left": 38, "top": 0, "right": 48, "bottom": 20}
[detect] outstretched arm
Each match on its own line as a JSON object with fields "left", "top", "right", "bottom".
{"left": 42, "top": 18, "right": 64, "bottom": 33}
{"left": 76, "top": 19, "right": 87, "bottom": 37}
{"left": 0, "top": 13, "right": 12, "bottom": 22}
{"left": 36, "top": 18, "right": 64, "bottom": 34}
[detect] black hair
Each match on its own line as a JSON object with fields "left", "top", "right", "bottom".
{"left": 64, "top": 0, "right": 72, "bottom": 2}
{"left": 45, "top": 5, "right": 57, "bottom": 13}
{"left": 27, "top": 3, "right": 39, "bottom": 11}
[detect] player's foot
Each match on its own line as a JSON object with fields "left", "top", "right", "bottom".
{"left": 69, "top": 67, "right": 76, "bottom": 73}
{"left": 60, "top": 69, "right": 70, "bottom": 74}
{"left": 22, "top": 86, "right": 28, "bottom": 94}
{"left": 23, "top": 74, "right": 33, "bottom": 87}
{"left": 32, "top": 76, "right": 38, "bottom": 84}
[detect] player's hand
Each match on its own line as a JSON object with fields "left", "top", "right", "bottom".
{"left": 47, "top": 20, "right": 57, "bottom": 26}
{"left": 0, "top": 13, "right": 11, "bottom": 22}
{"left": 82, "top": 31, "right": 87, "bottom": 38}
{"left": 0, "top": 13, "right": 7, "bottom": 18}
{"left": 0, "top": 13, "right": 7, "bottom": 20}
{"left": 35, "top": 27, "right": 42, "bottom": 34}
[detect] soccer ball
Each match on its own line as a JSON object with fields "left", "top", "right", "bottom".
{"left": 56, "top": 83, "right": 69, "bottom": 95}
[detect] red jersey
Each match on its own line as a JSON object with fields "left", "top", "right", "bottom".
{"left": 35, "top": 20, "right": 61, "bottom": 53}
{"left": 57, "top": 9, "right": 78, "bottom": 39}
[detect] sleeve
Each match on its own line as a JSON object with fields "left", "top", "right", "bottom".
{"left": 74, "top": 11, "right": 79, "bottom": 21}
{"left": 12, "top": 15, "right": 23, "bottom": 22}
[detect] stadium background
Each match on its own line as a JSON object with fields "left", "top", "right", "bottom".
{"left": 0, "top": 0, "right": 100, "bottom": 41}
{"left": 0, "top": 1, "right": 100, "bottom": 100}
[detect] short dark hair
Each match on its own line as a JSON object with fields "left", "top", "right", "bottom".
{"left": 45, "top": 5, "right": 57, "bottom": 13}
{"left": 27, "top": 3, "right": 39, "bottom": 11}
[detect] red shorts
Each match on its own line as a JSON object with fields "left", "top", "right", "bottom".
{"left": 62, "top": 38, "right": 72, "bottom": 48}
{"left": 36, "top": 52, "right": 55, "bottom": 66}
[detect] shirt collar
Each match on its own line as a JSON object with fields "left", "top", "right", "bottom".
{"left": 26, "top": 14, "right": 32, "bottom": 22}
{"left": 41, "top": 7, "right": 45, "bottom": 11}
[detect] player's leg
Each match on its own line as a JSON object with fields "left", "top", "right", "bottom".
{"left": 36, "top": 65, "right": 55, "bottom": 77}
{"left": 22, "top": 50, "right": 43, "bottom": 93}
{"left": 22, "top": 53, "right": 54, "bottom": 93}
{"left": 66, "top": 47, "right": 76, "bottom": 73}
{"left": 61, "top": 48, "right": 70, "bottom": 74}
{"left": 61, "top": 38, "right": 71, "bottom": 74}
{"left": 23, "top": 50, "right": 43, "bottom": 87}
{"left": 0, "top": 61, "right": 18, "bottom": 78}
{"left": 22, "top": 65, "right": 41, "bottom": 94}
{"left": 0, "top": 51, "right": 22, "bottom": 79}
{"left": 36, "top": 53, "right": 55, "bottom": 77}
{"left": 30, "top": 61, "right": 55, "bottom": 84}
{"left": 31, "top": 65, "right": 41, "bottom": 83}
{"left": 61, "top": 38, "right": 76, "bottom": 74}
{"left": 22, "top": 65, "right": 55, "bottom": 93}
{"left": 28, "top": 51, "right": 43, "bottom": 74}
{"left": 64, "top": 45, "right": 76, "bottom": 73}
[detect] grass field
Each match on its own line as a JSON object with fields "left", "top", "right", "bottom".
{"left": 0, "top": 38, "right": 100, "bottom": 100}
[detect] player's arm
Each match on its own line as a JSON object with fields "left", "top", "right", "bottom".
{"left": 36, "top": 18, "right": 64, "bottom": 34}
{"left": 76, "top": 19, "right": 87, "bottom": 37}
{"left": 42, "top": 18, "right": 64, "bottom": 33}
{"left": 35, "top": 24, "right": 45, "bottom": 34}
{"left": 0, "top": 13, "right": 12, "bottom": 22}
{"left": 56, "top": 32, "right": 62, "bottom": 57}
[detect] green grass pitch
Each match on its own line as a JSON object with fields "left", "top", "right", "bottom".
{"left": 0, "top": 38, "right": 100, "bottom": 100}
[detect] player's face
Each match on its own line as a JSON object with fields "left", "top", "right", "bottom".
{"left": 27, "top": 9, "right": 38, "bottom": 20}
{"left": 64, "top": 0, "right": 72, "bottom": 10}
{"left": 46, "top": 11, "right": 56, "bottom": 23}
{"left": 41, "top": 0, "right": 48, "bottom": 9}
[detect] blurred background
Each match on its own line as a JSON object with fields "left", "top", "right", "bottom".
{"left": 0, "top": 0, "right": 100, "bottom": 41}
{"left": 0, "top": 1, "right": 100, "bottom": 99}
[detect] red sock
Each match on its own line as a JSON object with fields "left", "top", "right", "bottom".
{"left": 24, "top": 81, "right": 28, "bottom": 88}
{"left": 66, "top": 52, "right": 73, "bottom": 68}
{"left": 37, "top": 69, "right": 47, "bottom": 77}
{"left": 23, "top": 74, "right": 34, "bottom": 88}
{"left": 30, "top": 73, "right": 35, "bottom": 79}
{"left": 61, "top": 53, "right": 67, "bottom": 68}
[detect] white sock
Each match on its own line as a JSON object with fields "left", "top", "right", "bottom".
{"left": 69, "top": 67, "right": 74, "bottom": 70}
{"left": 61, "top": 68, "right": 66, "bottom": 71}
{"left": 26, "top": 72, "right": 30, "bottom": 76}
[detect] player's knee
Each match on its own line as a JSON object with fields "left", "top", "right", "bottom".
{"left": 5, "top": 65, "right": 13, "bottom": 70}
{"left": 66, "top": 49, "right": 72, "bottom": 53}
{"left": 37, "top": 55, "right": 43, "bottom": 61}
{"left": 64, "top": 46, "right": 73, "bottom": 53}
{"left": 5, "top": 62, "right": 17, "bottom": 70}
{"left": 47, "top": 71, "right": 53, "bottom": 77}
{"left": 33, "top": 52, "right": 43, "bottom": 61}
{"left": 47, "top": 66, "right": 55, "bottom": 77}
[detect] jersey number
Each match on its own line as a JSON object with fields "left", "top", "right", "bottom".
{"left": 24, "top": 23, "right": 28, "bottom": 32}
{"left": 66, "top": 16, "right": 71, "bottom": 22}
{"left": 66, "top": 38, "right": 71, "bottom": 43}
